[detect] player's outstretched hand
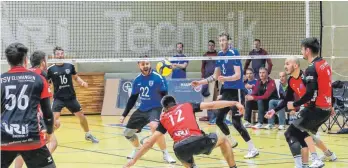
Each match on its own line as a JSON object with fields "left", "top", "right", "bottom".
{"left": 120, "top": 116, "right": 125, "bottom": 124}
{"left": 54, "top": 119, "right": 61, "bottom": 130}
{"left": 191, "top": 80, "right": 201, "bottom": 87}
{"left": 124, "top": 159, "right": 136, "bottom": 168}
{"left": 330, "top": 107, "right": 335, "bottom": 116}
{"left": 82, "top": 82, "right": 88, "bottom": 88}
{"left": 264, "top": 109, "right": 275, "bottom": 119}
{"left": 236, "top": 103, "right": 245, "bottom": 115}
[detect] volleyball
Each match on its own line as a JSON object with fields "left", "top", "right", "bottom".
{"left": 156, "top": 60, "right": 172, "bottom": 77}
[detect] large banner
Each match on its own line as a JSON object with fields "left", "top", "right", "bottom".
{"left": 117, "top": 78, "right": 204, "bottom": 109}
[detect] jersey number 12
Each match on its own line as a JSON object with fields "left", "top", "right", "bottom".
{"left": 169, "top": 109, "right": 185, "bottom": 126}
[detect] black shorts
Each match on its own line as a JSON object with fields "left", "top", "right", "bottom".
{"left": 52, "top": 98, "right": 82, "bottom": 113}
{"left": 293, "top": 107, "right": 331, "bottom": 134}
{"left": 220, "top": 88, "right": 241, "bottom": 117}
{"left": 1, "top": 145, "right": 55, "bottom": 168}
{"left": 173, "top": 133, "right": 218, "bottom": 164}
{"left": 126, "top": 107, "right": 162, "bottom": 133}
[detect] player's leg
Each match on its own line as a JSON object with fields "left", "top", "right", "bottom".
{"left": 147, "top": 108, "right": 176, "bottom": 163}
{"left": 14, "top": 155, "right": 25, "bottom": 168}
{"left": 214, "top": 135, "right": 237, "bottom": 168}
{"left": 51, "top": 98, "right": 65, "bottom": 130}
{"left": 312, "top": 135, "right": 337, "bottom": 161}
{"left": 20, "top": 145, "right": 56, "bottom": 168}
{"left": 301, "top": 147, "right": 309, "bottom": 168}
{"left": 2, "top": 150, "right": 19, "bottom": 168}
{"left": 66, "top": 98, "right": 99, "bottom": 143}
{"left": 284, "top": 125, "right": 305, "bottom": 168}
{"left": 47, "top": 133, "right": 58, "bottom": 153}
{"left": 124, "top": 110, "right": 148, "bottom": 159}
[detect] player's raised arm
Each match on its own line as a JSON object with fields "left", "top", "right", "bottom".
{"left": 199, "top": 101, "right": 244, "bottom": 115}
{"left": 191, "top": 67, "right": 220, "bottom": 87}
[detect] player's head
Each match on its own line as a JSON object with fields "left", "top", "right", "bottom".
{"left": 284, "top": 56, "right": 301, "bottom": 75}
{"left": 259, "top": 67, "right": 268, "bottom": 80}
{"left": 53, "top": 46, "right": 64, "bottom": 59}
{"left": 245, "top": 68, "right": 255, "bottom": 80}
{"left": 176, "top": 42, "right": 184, "bottom": 54}
{"left": 5, "top": 43, "right": 29, "bottom": 67}
{"left": 279, "top": 71, "right": 287, "bottom": 84}
{"left": 254, "top": 39, "right": 261, "bottom": 51}
{"left": 161, "top": 95, "right": 177, "bottom": 111}
{"left": 301, "top": 37, "right": 320, "bottom": 60}
{"left": 208, "top": 40, "right": 215, "bottom": 52}
{"left": 218, "top": 32, "right": 231, "bottom": 51}
{"left": 138, "top": 55, "right": 151, "bottom": 75}
{"left": 30, "top": 50, "right": 47, "bottom": 69}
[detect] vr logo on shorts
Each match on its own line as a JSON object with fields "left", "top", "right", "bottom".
{"left": 65, "top": 69, "right": 70, "bottom": 74}
{"left": 149, "top": 80, "right": 154, "bottom": 87}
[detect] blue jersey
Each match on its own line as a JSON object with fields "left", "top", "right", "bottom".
{"left": 131, "top": 70, "right": 167, "bottom": 111}
{"left": 216, "top": 49, "right": 244, "bottom": 89}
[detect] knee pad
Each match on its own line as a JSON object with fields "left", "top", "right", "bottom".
{"left": 124, "top": 128, "right": 138, "bottom": 141}
{"left": 284, "top": 127, "right": 302, "bottom": 156}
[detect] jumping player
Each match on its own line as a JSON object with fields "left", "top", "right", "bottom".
{"left": 124, "top": 95, "right": 243, "bottom": 168}
{"left": 191, "top": 32, "right": 259, "bottom": 158}
{"left": 47, "top": 47, "right": 99, "bottom": 143}
{"left": 14, "top": 51, "right": 58, "bottom": 168}
{"left": 265, "top": 55, "right": 336, "bottom": 168}
{"left": 1, "top": 43, "right": 56, "bottom": 168}
{"left": 120, "top": 59, "right": 176, "bottom": 163}
{"left": 265, "top": 37, "right": 334, "bottom": 168}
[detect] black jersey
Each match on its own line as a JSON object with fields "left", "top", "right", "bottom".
{"left": 1, "top": 66, "right": 51, "bottom": 150}
{"left": 47, "top": 63, "right": 77, "bottom": 100}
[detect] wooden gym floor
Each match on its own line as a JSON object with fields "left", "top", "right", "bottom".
{"left": 11, "top": 115, "right": 348, "bottom": 168}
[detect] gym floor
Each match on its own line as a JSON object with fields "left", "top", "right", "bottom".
{"left": 12, "top": 116, "right": 348, "bottom": 168}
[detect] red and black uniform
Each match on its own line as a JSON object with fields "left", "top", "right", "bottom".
{"left": 156, "top": 103, "right": 218, "bottom": 164}
{"left": 275, "top": 57, "right": 332, "bottom": 134}
{"left": 1, "top": 66, "right": 55, "bottom": 168}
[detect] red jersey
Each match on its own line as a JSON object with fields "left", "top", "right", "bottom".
{"left": 1, "top": 66, "right": 51, "bottom": 151}
{"left": 157, "top": 103, "right": 202, "bottom": 142}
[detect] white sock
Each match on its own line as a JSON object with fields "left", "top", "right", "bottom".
{"left": 85, "top": 131, "right": 91, "bottom": 135}
{"left": 247, "top": 140, "right": 255, "bottom": 150}
{"left": 227, "top": 135, "right": 237, "bottom": 144}
{"left": 162, "top": 149, "right": 168, "bottom": 154}
{"left": 311, "top": 153, "right": 319, "bottom": 160}
{"left": 294, "top": 156, "right": 302, "bottom": 168}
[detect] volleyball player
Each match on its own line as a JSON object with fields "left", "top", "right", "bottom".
{"left": 124, "top": 95, "right": 243, "bottom": 168}
{"left": 120, "top": 59, "right": 176, "bottom": 163}
{"left": 265, "top": 37, "right": 334, "bottom": 168}
{"left": 1, "top": 43, "right": 56, "bottom": 168}
{"left": 14, "top": 51, "right": 59, "bottom": 168}
{"left": 191, "top": 32, "right": 259, "bottom": 159}
{"left": 47, "top": 47, "right": 99, "bottom": 143}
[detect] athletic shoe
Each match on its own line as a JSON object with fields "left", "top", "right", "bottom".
{"left": 309, "top": 159, "right": 325, "bottom": 168}
{"left": 263, "top": 124, "right": 274, "bottom": 130}
{"left": 85, "top": 133, "right": 99, "bottom": 143}
{"left": 163, "top": 152, "right": 176, "bottom": 163}
{"left": 278, "top": 125, "right": 286, "bottom": 130}
{"left": 127, "top": 149, "right": 138, "bottom": 159}
{"left": 320, "top": 152, "right": 337, "bottom": 162}
{"left": 244, "top": 148, "right": 259, "bottom": 159}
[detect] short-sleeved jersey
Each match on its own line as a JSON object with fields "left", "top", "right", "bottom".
{"left": 29, "top": 68, "right": 48, "bottom": 81}
{"left": 171, "top": 54, "right": 189, "bottom": 79}
{"left": 157, "top": 103, "right": 202, "bottom": 142}
{"left": 131, "top": 70, "right": 167, "bottom": 111}
{"left": 216, "top": 49, "right": 244, "bottom": 89}
{"left": 47, "top": 63, "right": 77, "bottom": 100}
{"left": 305, "top": 57, "right": 332, "bottom": 108}
{"left": 1, "top": 66, "right": 51, "bottom": 151}
{"left": 288, "top": 71, "right": 308, "bottom": 105}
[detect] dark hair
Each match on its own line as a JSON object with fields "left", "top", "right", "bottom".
{"left": 30, "top": 50, "right": 46, "bottom": 67}
{"left": 245, "top": 68, "right": 254, "bottom": 73}
{"left": 254, "top": 39, "right": 261, "bottom": 43}
{"left": 161, "top": 95, "right": 177, "bottom": 110}
{"left": 301, "top": 37, "right": 320, "bottom": 54}
{"left": 208, "top": 40, "right": 215, "bottom": 44}
{"left": 53, "top": 46, "right": 64, "bottom": 55}
{"left": 138, "top": 55, "right": 149, "bottom": 63}
{"left": 5, "top": 43, "right": 28, "bottom": 66}
{"left": 259, "top": 67, "right": 268, "bottom": 72}
{"left": 176, "top": 42, "right": 184, "bottom": 48}
{"left": 218, "top": 32, "right": 231, "bottom": 40}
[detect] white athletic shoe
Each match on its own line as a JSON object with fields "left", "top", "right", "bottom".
{"left": 320, "top": 152, "right": 337, "bottom": 162}
{"left": 85, "top": 133, "right": 99, "bottom": 143}
{"left": 163, "top": 152, "right": 176, "bottom": 163}
{"left": 252, "top": 123, "right": 263, "bottom": 129}
{"left": 127, "top": 149, "right": 138, "bottom": 159}
{"left": 243, "top": 121, "right": 252, "bottom": 128}
{"left": 278, "top": 125, "right": 286, "bottom": 130}
{"left": 244, "top": 148, "right": 259, "bottom": 159}
{"left": 309, "top": 159, "right": 325, "bottom": 168}
{"left": 263, "top": 124, "right": 273, "bottom": 130}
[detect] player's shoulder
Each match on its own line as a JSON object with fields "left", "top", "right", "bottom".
{"left": 47, "top": 64, "right": 56, "bottom": 71}
{"left": 134, "top": 73, "right": 142, "bottom": 81}
{"left": 152, "top": 71, "right": 164, "bottom": 80}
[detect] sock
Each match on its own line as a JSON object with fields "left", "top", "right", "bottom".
{"left": 311, "top": 153, "right": 319, "bottom": 160}
{"left": 303, "top": 162, "right": 308, "bottom": 166}
{"left": 162, "top": 149, "right": 168, "bottom": 155}
{"left": 230, "top": 165, "right": 237, "bottom": 168}
{"left": 227, "top": 135, "right": 237, "bottom": 144}
{"left": 294, "top": 156, "right": 302, "bottom": 168}
{"left": 247, "top": 140, "right": 255, "bottom": 150}
{"left": 324, "top": 149, "right": 333, "bottom": 156}
{"left": 85, "top": 131, "right": 91, "bottom": 136}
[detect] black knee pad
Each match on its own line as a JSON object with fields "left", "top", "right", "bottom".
{"left": 284, "top": 126, "right": 303, "bottom": 156}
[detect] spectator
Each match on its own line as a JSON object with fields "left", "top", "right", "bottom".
{"left": 264, "top": 72, "right": 288, "bottom": 130}
{"left": 199, "top": 40, "right": 218, "bottom": 123}
{"left": 244, "top": 67, "right": 278, "bottom": 128}
{"left": 170, "top": 42, "right": 188, "bottom": 79}
{"left": 244, "top": 39, "right": 273, "bottom": 79}
{"left": 243, "top": 68, "right": 257, "bottom": 95}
